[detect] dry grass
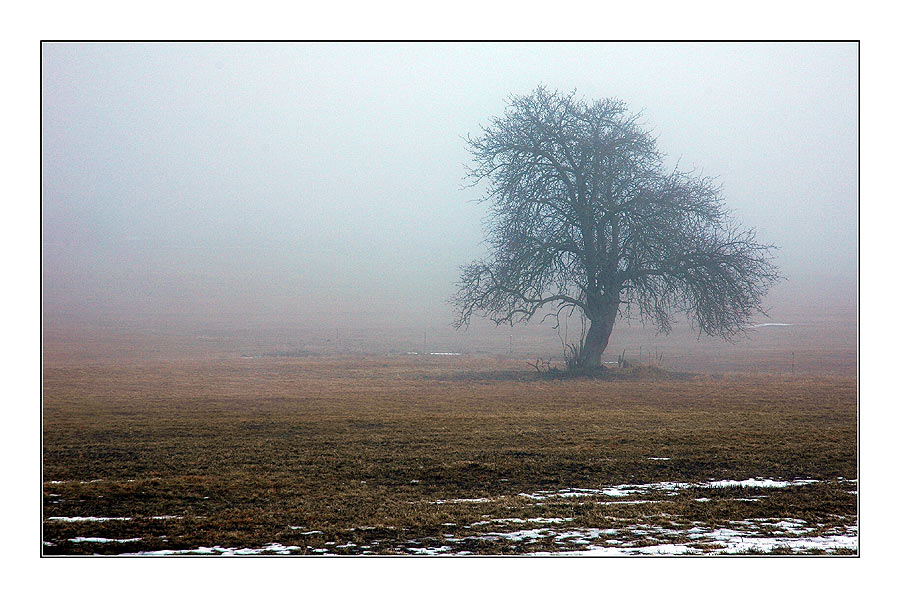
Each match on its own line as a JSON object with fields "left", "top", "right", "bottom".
{"left": 42, "top": 353, "right": 857, "bottom": 555}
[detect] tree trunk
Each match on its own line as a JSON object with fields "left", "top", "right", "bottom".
{"left": 580, "top": 305, "right": 617, "bottom": 370}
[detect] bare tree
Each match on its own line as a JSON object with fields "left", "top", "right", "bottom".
{"left": 453, "top": 87, "right": 779, "bottom": 371}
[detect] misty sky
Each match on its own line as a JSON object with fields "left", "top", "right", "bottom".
{"left": 42, "top": 42, "right": 858, "bottom": 330}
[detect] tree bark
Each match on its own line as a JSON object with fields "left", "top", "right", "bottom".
{"left": 580, "top": 304, "right": 617, "bottom": 370}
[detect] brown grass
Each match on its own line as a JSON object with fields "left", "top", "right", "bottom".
{"left": 42, "top": 354, "right": 857, "bottom": 555}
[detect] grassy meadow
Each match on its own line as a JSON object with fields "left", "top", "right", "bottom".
{"left": 42, "top": 327, "right": 858, "bottom": 555}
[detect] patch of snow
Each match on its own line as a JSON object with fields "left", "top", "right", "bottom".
{"left": 123, "top": 543, "right": 305, "bottom": 556}
{"left": 703, "top": 478, "right": 818, "bottom": 489}
{"left": 698, "top": 525, "right": 855, "bottom": 554}
{"left": 533, "top": 541, "right": 699, "bottom": 556}
{"left": 591, "top": 543, "right": 699, "bottom": 555}
{"left": 522, "top": 481, "right": 696, "bottom": 501}
{"left": 407, "top": 546, "right": 453, "bottom": 555}
{"left": 69, "top": 536, "right": 142, "bottom": 543}
{"left": 49, "top": 516, "right": 132, "bottom": 522}
{"left": 49, "top": 515, "right": 182, "bottom": 522}
{"left": 480, "top": 528, "right": 554, "bottom": 542}
{"left": 470, "top": 517, "right": 573, "bottom": 527}
{"left": 769, "top": 519, "right": 809, "bottom": 530}
{"left": 523, "top": 478, "right": 819, "bottom": 502}
{"left": 598, "top": 488, "right": 638, "bottom": 497}
{"left": 521, "top": 519, "right": 856, "bottom": 556}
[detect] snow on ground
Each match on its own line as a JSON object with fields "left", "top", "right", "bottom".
{"left": 684, "top": 522, "right": 858, "bottom": 554}
{"left": 122, "top": 543, "right": 306, "bottom": 556}
{"left": 104, "top": 512, "right": 854, "bottom": 556}
{"left": 49, "top": 516, "right": 133, "bottom": 522}
{"left": 69, "top": 537, "right": 143, "bottom": 543}
{"left": 521, "top": 478, "right": 819, "bottom": 501}
{"left": 405, "top": 478, "right": 852, "bottom": 555}
{"left": 46, "top": 478, "right": 155, "bottom": 485}
{"left": 704, "top": 478, "right": 818, "bottom": 489}
{"left": 547, "top": 543, "right": 698, "bottom": 556}
{"left": 48, "top": 479, "right": 103, "bottom": 485}
{"left": 470, "top": 517, "right": 573, "bottom": 526}
{"left": 406, "top": 546, "right": 454, "bottom": 555}
{"left": 48, "top": 515, "right": 183, "bottom": 522}
{"left": 441, "top": 518, "right": 857, "bottom": 556}
{"left": 61, "top": 476, "right": 853, "bottom": 556}
{"left": 112, "top": 515, "right": 856, "bottom": 556}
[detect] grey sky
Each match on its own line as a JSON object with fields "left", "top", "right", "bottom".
{"left": 42, "top": 42, "right": 858, "bottom": 329}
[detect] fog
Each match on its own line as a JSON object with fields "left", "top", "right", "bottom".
{"left": 42, "top": 42, "right": 858, "bottom": 337}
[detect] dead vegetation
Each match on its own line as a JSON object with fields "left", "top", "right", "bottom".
{"left": 42, "top": 353, "right": 857, "bottom": 555}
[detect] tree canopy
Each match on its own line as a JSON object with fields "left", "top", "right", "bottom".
{"left": 453, "top": 87, "right": 779, "bottom": 370}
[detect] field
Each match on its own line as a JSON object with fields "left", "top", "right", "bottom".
{"left": 42, "top": 320, "right": 858, "bottom": 556}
